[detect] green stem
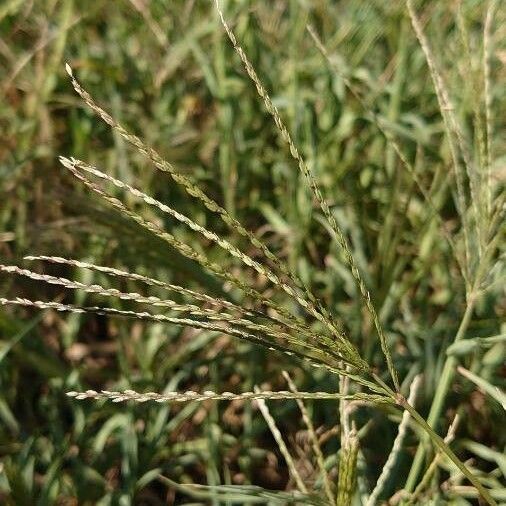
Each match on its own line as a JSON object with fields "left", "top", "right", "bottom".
{"left": 404, "top": 234, "right": 501, "bottom": 494}
{"left": 401, "top": 400, "right": 496, "bottom": 506}
{"left": 404, "top": 299, "right": 476, "bottom": 492}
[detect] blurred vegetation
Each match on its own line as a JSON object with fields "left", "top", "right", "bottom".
{"left": 0, "top": 0, "right": 504, "bottom": 504}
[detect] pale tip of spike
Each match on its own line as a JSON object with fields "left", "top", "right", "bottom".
{"left": 58, "top": 155, "right": 73, "bottom": 169}
{"left": 65, "top": 63, "right": 73, "bottom": 77}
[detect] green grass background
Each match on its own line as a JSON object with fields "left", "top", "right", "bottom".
{"left": 0, "top": 0, "right": 504, "bottom": 504}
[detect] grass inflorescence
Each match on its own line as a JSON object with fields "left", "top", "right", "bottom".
{"left": 0, "top": 0, "right": 504, "bottom": 504}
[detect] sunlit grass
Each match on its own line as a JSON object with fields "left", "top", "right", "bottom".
{"left": 0, "top": 1, "right": 504, "bottom": 504}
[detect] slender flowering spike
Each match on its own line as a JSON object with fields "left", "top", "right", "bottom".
{"left": 66, "top": 156, "right": 340, "bottom": 334}
{"left": 63, "top": 63, "right": 342, "bottom": 345}
{"left": 0, "top": 296, "right": 381, "bottom": 392}
{"left": 24, "top": 255, "right": 259, "bottom": 316}
{"left": 23, "top": 255, "right": 338, "bottom": 350}
{"left": 214, "top": 0, "right": 399, "bottom": 391}
{"left": 23, "top": 255, "right": 315, "bottom": 337}
{"left": 65, "top": 389, "right": 390, "bottom": 404}
{"left": 59, "top": 157, "right": 311, "bottom": 332}
{"left": 58, "top": 156, "right": 367, "bottom": 370}
{"left": 484, "top": 0, "right": 497, "bottom": 218}
{"left": 306, "top": 25, "right": 469, "bottom": 287}
{"left": 0, "top": 262, "right": 347, "bottom": 365}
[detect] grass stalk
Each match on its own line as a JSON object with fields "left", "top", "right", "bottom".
{"left": 400, "top": 399, "right": 496, "bottom": 505}
{"left": 254, "top": 386, "right": 308, "bottom": 494}
{"left": 403, "top": 298, "right": 476, "bottom": 493}
{"left": 405, "top": 0, "right": 474, "bottom": 276}
{"left": 283, "top": 371, "right": 334, "bottom": 505}
{"left": 407, "top": 415, "right": 460, "bottom": 504}
{"left": 405, "top": 230, "right": 500, "bottom": 493}
{"left": 367, "top": 375, "right": 422, "bottom": 505}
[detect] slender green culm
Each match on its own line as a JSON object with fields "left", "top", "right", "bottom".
{"left": 254, "top": 385, "right": 309, "bottom": 494}
{"left": 366, "top": 375, "right": 422, "bottom": 505}
{"left": 408, "top": 415, "right": 460, "bottom": 504}
{"left": 401, "top": 399, "right": 496, "bottom": 506}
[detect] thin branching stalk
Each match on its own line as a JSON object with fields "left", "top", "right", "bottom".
{"left": 406, "top": 0, "right": 477, "bottom": 276}
{"left": 406, "top": 414, "right": 460, "bottom": 504}
{"left": 404, "top": 299, "right": 475, "bottom": 494}
{"left": 254, "top": 386, "right": 308, "bottom": 494}
{"left": 400, "top": 399, "right": 496, "bottom": 505}
{"left": 405, "top": 230, "right": 502, "bottom": 497}
{"left": 283, "top": 371, "right": 334, "bottom": 505}
{"left": 339, "top": 373, "right": 351, "bottom": 440}
{"left": 338, "top": 367, "right": 351, "bottom": 500}
{"left": 366, "top": 375, "right": 422, "bottom": 506}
